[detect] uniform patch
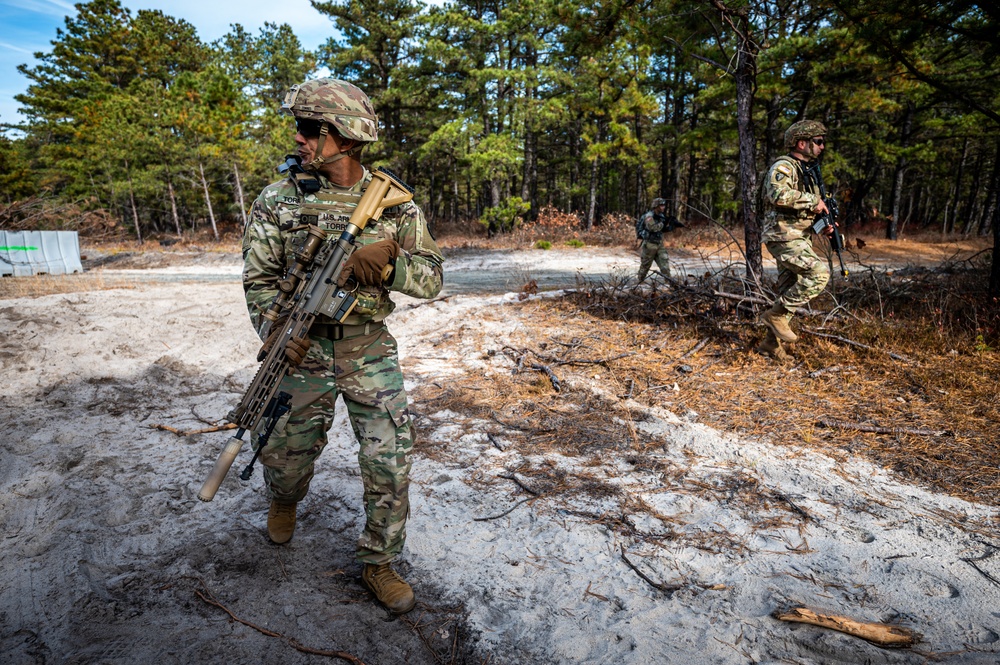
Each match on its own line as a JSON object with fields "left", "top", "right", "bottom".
{"left": 774, "top": 172, "right": 786, "bottom": 182}
{"left": 774, "top": 163, "right": 793, "bottom": 178}
{"left": 280, "top": 196, "right": 300, "bottom": 204}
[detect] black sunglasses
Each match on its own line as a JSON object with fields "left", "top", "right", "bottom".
{"left": 296, "top": 118, "right": 324, "bottom": 138}
{"left": 811, "top": 137, "right": 825, "bottom": 146}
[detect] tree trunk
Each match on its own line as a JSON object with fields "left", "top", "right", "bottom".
{"left": 124, "top": 159, "right": 142, "bottom": 245}
{"left": 961, "top": 149, "right": 985, "bottom": 237}
{"left": 167, "top": 176, "right": 181, "bottom": 237}
{"left": 732, "top": 10, "right": 762, "bottom": 290}
{"left": 586, "top": 156, "right": 600, "bottom": 230}
{"left": 887, "top": 104, "right": 914, "bottom": 240}
{"left": 199, "top": 161, "right": 219, "bottom": 241}
{"left": 991, "top": 195, "right": 1000, "bottom": 297}
{"left": 233, "top": 162, "right": 247, "bottom": 231}
{"left": 946, "top": 137, "right": 969, "bottom": 235}
{"left": 569, "top": 118, "right": 582, "bottom": 213}
{"left": 979, "top": 140, "right": 999, "bottom": 237}
{"left": 846, "top": 146, "right": 878, "bottom": 230}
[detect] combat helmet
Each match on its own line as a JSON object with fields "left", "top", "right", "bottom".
{"left": 783, "top": 119, "right": 827, "bottom": 150}
{"left": 281, "top": 78, "right": 378, "bottom": 170}
{"left": 652, "top": 197, "right": 667, "bottom": 208}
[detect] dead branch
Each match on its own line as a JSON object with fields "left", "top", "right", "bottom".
{"left": 619, "top": 546, "right": 683, "bottom": 596}
{"left": 528, "top": 362, "right": 562, "bottom": 392}
{"left": 195, "top": 587, "right": 367, "bottom": 663}
{"left": 961, "top": 557, "right": 1000, "bottom": 588}
{"left": 772, "top": 492, "right": 815, "bottom": 522}
{"left": 817, "top": 418, "right": 952, "bottom": 437}
{"left": 678, "top": 337, "right": 711, "bottom": 361}
{"left": 149, "top": 423, "right": 237, "bottom": 436}
{"left": 486, "top": 432, "right": 505, "bottom": 451}
{"left": 713, "top": 290, "right": 770, "bottom": 306}
{"left": 773, "top": 606, "right": 918, "bottom": 648}
{"left": 498, "top": 473, "right": 541, "bottom": 495}
{"left": 473, "top": 496, "right": 535, "bottom": 521}
{"left": 400, "top": 295, "right": 451, "bottom": 311}
{"left": 807, "top": 365, "right": 841, "bottom": 379}
{"left": 802, "top": 327, "right": 911, "bottom": 363}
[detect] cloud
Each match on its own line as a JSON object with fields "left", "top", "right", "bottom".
{"left": 0, "top": 41, "right": 34, "bottom": 55}
{"left": 3, "top": 0, "right": 76, "bottom": 18}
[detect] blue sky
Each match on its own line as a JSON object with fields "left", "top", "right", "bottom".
{"left": 0, "top": 0, "right": 339, "bottom": 126}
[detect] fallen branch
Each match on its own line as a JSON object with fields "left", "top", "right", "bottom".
{"left": 801, "top": 327, "right": 911, "bottom": 362}
{"left": 473, "top": 496, "right": 535, "bottom": 521}
{"left": 486, "top": 432, "right": 505, "bottom": 452}
{"left": 528, "top": 362, "right": 562, "bottom": 392}
{"left": 149, "top": 423, "right": 237, "bottom": 436}
{"left": 619, "top": 546, "right": 683, "bottom": 596}
{"left": 497, "top": 473, "right": 541, "bottom": 496}
{"left": 817, "top": 418, "right": 951, "bottom": 437}
{"left": 773, "top": 606, "right": 918, "bottom": 648}
{"left": 713, "top": 290, "right": 770, "bottom": 306}
{"left": 678, "top": 337, "right": 710, "bottom": 361}
{"left": 807, "top": 365, "right": 841, "bottom": 379}
{"left": 195, "top": 587, "right": 367, "bottom": 663}
{"left": 401, "top": 295, "right": 451, "bottom": 311}
{"left": 961, "top": 557, "right": 1000, "bottom": 588}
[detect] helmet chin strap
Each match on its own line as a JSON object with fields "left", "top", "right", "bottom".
{"left": 305, "top": 121, "right": 363, "bottom": 171}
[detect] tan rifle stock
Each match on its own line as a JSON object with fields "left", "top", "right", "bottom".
{"left": 198, "top": 168, "right": 413, "bottom": 502}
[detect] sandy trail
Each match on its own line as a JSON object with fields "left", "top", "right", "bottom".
{"left": 0, "top": 248, "right": 997, "bottom": 664}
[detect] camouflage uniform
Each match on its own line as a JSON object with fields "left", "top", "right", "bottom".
{"left": 637, "top": 210, "right": 675, "bottom": 280}
{"left": 761, "top": 155, "right": 829, "bottom": 309}
{"left": 242, "top": 166, "right": 444, "bottom": 565}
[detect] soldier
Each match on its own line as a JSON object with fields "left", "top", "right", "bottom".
{"left": 758, "top": 119, "right": 835, "bottom": 362}
{"left": 242, "top": 78, "right": 444, "bottom": 614}
{"left": 637, "top": 197, "right": 683, "bottom": 281}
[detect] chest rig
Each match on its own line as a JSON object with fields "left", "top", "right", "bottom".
{"left": 279, "top": 179, "right": 390, "bottom": 321}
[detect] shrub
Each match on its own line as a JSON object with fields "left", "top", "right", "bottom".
{"left": 480, "top": 196, "right": 531, "bottom": 234}
{"left": 534, "top": 239, "right": 552, "bottom": 250}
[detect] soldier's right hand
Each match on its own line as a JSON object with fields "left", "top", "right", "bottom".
{"left": 813, "top": 198, "right": 830, "bottom": 216}
{"left": 338, "top": 239, "right": 401, "bottom": 287}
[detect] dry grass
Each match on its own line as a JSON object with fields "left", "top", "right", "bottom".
{"left": 410, "top": 265, "right": 1000, "bottom": 509}
{"left": 0, "top": 273, "right": 144, "bottom": 298}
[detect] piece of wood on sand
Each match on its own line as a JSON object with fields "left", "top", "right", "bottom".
{"left": 773, "top": 606, "right": 918, "bottom": 648}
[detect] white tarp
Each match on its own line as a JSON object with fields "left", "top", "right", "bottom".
{"left": 0, "top": 230, "right": 84, "bottom": 276}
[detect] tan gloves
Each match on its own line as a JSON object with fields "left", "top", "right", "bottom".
{"left": 257, "top": 315, "right": 312, "bottom": 366}
{"left": 338, "top": 239, "right": 400, "bottom": 287}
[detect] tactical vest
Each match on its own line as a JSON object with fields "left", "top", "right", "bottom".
{"left": 761, "top": 155, "right": 821, "bottom": 244}
{"left": 273, "top": 175, "right": 403, "bottom": 325}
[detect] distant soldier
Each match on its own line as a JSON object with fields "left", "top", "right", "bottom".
{"left": 242, "top": 78, "right": 444, "bottom": 614}
{"left": 637, "top": 197, "right": 683, "bottom": 281}
{"left": 758, "top": 119, "right": 835, "bottom": 361}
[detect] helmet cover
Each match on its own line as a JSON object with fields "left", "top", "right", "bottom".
{"left": 784, "top": 119, "right": 827, "bottom": 150}
{"left": 281, "top": 78, "right": 378, "bottom": 142}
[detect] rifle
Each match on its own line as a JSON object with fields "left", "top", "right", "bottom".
{"left": 197, "top": 166, "right": 414, "bottom": 502}
{"left": 805, "top": 161, "right": 848, "bottom": 278}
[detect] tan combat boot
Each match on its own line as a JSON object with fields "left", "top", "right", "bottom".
{"left": 267, "top": 501, "right": 297, "bottom": 544}
{"left": 762, "top": 302, "right": 797, "bottom": 343}
{"left": 756, "top": 329, "right": 790, "bottom": 364}
{"left": 362, "top": 563, "right": 416, "bottom": 614}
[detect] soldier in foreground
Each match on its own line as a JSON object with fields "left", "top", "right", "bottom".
{"left": 636, "top": 197, "right": 683, "bottom": 281}
{"left": 241, "top": 78, "right": 444, "bottom": 613}
{"left": 758, "top": 119, "right": 835, "bottom": 362}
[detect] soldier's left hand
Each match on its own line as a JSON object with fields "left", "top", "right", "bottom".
{"left": 338, "top": 239, "right": 401, "bottom": 286}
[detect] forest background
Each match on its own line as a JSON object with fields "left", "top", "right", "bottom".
{"left": 1, "top": 0, "right": 999, "bottom": 293}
